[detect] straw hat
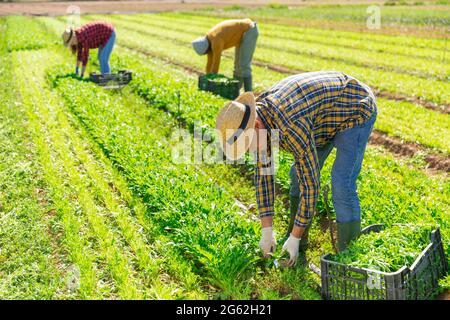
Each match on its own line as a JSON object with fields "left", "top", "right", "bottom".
{"left": 216, "top": 92, "right": 257, "bottom": 161}
{"left": 61, "top": 28, "right": 77, "bottom": 47}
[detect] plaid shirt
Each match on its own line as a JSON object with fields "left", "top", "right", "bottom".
{"left": 255, "top": 71, "right": 377, "bottom": 228}
{"left": 76, "top": 21, "right": 114, "bottom": 66}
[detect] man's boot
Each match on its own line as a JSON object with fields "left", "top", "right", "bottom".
{"left": 287, "top": 195, "right": 309, "bottom": 266}
{"left": 336, "top": 220, "right": 361, "bottom": 252}
{"left": 243, "top": 76, "right": 252, "bottom": 92}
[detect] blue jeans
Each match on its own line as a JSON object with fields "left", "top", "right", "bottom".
{"left": 290, "top": 112, "right": 377, "bottom": 223}
{"left": 98, "top": 30, "right": 116, "bottom": 74}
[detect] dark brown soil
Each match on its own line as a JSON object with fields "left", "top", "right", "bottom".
{"left": 376, "top": 91, "right": 450, "bottom": 114}
{"left": 369, "top": 130, "right": 450, "bottom": 173}
{"left": 436, "top": 290, "right": 450, "bottom": 300}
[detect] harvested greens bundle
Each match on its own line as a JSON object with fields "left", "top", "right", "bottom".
{"left": 204, "top": 73, "right": 235, "bottom": 84}
{"left": 330, "top": 225, "right": 435, "bottom": 272}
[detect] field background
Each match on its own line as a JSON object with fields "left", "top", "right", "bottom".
{"left": 0, "top": 0, "right": 449, "bottom": 300}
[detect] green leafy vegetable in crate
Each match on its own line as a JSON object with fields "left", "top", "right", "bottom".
{"left": 329, "top": 225, "right": 434, "bottom": 272}
{"left": 204, "top": 73, "right": 237, "bottom": 83}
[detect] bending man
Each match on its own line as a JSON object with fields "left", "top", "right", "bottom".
{"left": 192, "top": 19, "right": 259, "bottom": 92}
{"left": 62, "top": 21, "right": 116, "bottom": 78}
{"left": 216, "top": 71, "right": 377, "bottom": 266}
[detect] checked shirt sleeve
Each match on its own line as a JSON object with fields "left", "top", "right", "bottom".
{"left": 255, "top": 148, "right": 276, "bottom": 219}
{"left": 76, "top": 44, "right": 83, "bottom": 64}
{"left": 80, "top": 45, "right": 89, "bottom": 67}
{"left": 286, "top": 120, "right": 320, "bottom": 228}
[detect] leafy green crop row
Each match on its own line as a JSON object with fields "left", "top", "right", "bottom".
{"left": 3, "top": 15, "right": 448, "bottom": 299}
{"left": 51, "top": 65, "right": 322, "bottom": 299}
{"left": 193, "top": 4, "right": 450, "bottom": 32}
{"left": 175, "top": 10, "right": 449, "bottom": 50}
{"left": 157, "top": 12, "right": 447, "bottom": 58}
{"left": 1, "top": 17, "right": 211, "bottom": 298}
{"left": 69, "top": 15, "right": 450, "bottom": 155}
{"left": 106, "top": 44, "right": 450, "bottom": 249}
{"left": 98, "top": 13, "right": 450, "bottom": 106}
{"left": 112, "top": 46, "right": 450, "bottom": 289}
{"left": 3, "top": 16, "right": 56, "bottom": 52}
{"left": 0, "top": 20, "right": 65, "bottom": 299}
{"left": 120, "top": 13, "right": 449, "bottom": 80}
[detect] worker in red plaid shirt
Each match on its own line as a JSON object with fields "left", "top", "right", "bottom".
{"left": 62, "top": 21, "right": 116, "bottom": 77}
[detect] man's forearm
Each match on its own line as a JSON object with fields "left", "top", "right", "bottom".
{"left": 76, "top": 60, "right": 81, "bottom": 75}
{"left": 261, "top": 216, "right": 273, "bottom": 228}
{"left": 80, "top": 65, "right": 86, "bottom": 77}
{"left": 292, "top": 225, "right": 305, "bottom": 238}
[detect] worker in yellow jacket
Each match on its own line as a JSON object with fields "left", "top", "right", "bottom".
{"left": 192, "top": 19, "right": 259, "bottom": 92}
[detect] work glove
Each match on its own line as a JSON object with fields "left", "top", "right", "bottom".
{"left": 259, "top": 227, "right": 276, "bottom": 257}
{"left": 282, "top": 234, "right": 301, "bottom": 267}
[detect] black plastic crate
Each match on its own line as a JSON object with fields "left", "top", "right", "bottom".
{"left": 198, "top": 74, "right": 240, "bottom": 100}
{"left": 321, "top": 224, "right": 448, "bottom": 300}
{"left": 89, "top": 70, "right": 132, "bottom": 88}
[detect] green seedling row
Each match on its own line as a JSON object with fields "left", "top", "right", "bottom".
{"left": 76, "top": 15, "right": 450, "bottom": 155}
{"left": 190, "top": 5, "right": 450, "bottom": 36}
{"left": 121, "top": 48, "right": 450, "bottom": 290}
{"left": 53, "top": 70, "right": 316, "bottom": 299}
{"left": 159, "top": 12, "right": 447, "bottom": 60}
{"left": 120, "top": 13, "right": 449, "bottom": 80}
{"left": 0, "top": 25, "right": 67, "bottom": 299}
{"left": 13, "top": 49, "right": 144, "bottom": 299}
{"left": 3, "top": 16, "right": 56, "bottom": 52}
{"left": 1, "top": 14, "right": 448, "bottom": 300}
{"left": 173, "top": 11, "right": 449, "bottom": 50}
{"left": 44, "top": 15, "right": 448, "bottom": 280}
{"left": 97, "top": 13, "right": 450, "bottom": 107}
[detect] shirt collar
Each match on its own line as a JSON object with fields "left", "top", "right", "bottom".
{"left": 256, "top": 99, "right": 275, "bottom": 131}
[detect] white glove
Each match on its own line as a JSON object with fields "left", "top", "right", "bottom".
{"left": 259, "top": 227, "right": 276, "bottom": 257}
{"left": 282, "top": 234, "right": 301, "bottom": 267}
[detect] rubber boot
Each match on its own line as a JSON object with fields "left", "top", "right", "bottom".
{"left": 287, "top": 196, "right": 309, "bottom": 266}
{"left": 336, "top": 220, "right": 361, "bottom": 252}
{"left": 243, "top": 76, "right": 252, "bottom": 92}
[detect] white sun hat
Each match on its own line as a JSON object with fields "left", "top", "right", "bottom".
{"left": 192, "top": 36, "right": 210, "bottom": 55}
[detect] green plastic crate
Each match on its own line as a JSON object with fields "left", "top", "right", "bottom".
{"left": 198, "top": 73, "right": 240, "bottom": 100}
{"left": 321, "top": 224, "right": 448, "bottom": 300}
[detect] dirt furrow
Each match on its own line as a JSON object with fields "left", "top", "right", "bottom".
{"left": 369, "top": 130, "right": 450, "bottom": 173}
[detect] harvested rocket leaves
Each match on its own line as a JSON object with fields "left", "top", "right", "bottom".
{"left": 329, "top": 225, "right": 435, "bottom": 272}
{"left": 204, "top": 73, "right": 237, "bottom": 84}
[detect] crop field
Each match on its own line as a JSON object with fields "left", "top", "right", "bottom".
{"left": 0, "top": 2, "right": 449, "bottom": 300}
